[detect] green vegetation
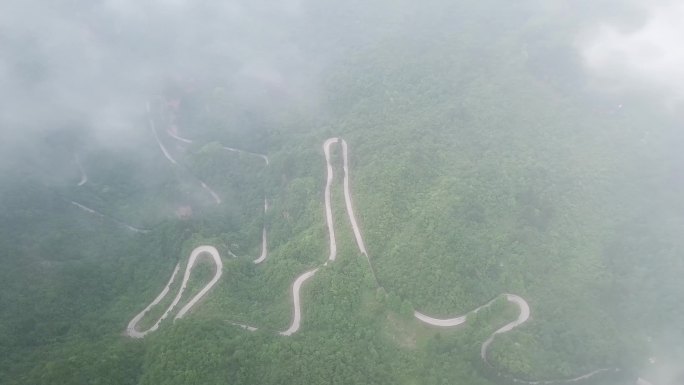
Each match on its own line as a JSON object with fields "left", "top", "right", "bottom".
{"left": 2, "top": 1, "right": 683, "bottom": 384}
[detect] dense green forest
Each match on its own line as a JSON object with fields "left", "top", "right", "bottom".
{"left": 1, "top": 0, "right": 683, "bottom": 384}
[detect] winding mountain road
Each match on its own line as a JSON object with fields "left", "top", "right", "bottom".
{"left": 280, "top": 268, "right": 319, "bottom": 336}
{"left": 479, "top": 294, "right": 530, "bottom": 361}
{"left": 125, "top": 137, "right": 367, "bottom": 337}
{"left": 122, "top": 134, "right": 638, "bottom": 384}
{"left": 252, "top": 199, "right": 269, "bottom": 264}
{"left": 70, "top": 201, "right": 148, "bottom": 233}
{"left": 223, "top": 146, "right": 270, "bottom": 166}
{"left": 414, "top": 297, "right": 500, "bottom": 327}
{"left": 323, "top": 138, "right": 338, "bottom": 262}
{"left": 279, "top": 137, "right": 371, "bottom": 334}
{"left": 147, "top": 101, "right": 222, "bottom": 205}
{"left": 125, "top": 246, "right": 222, "bottom": 338}
{"left": 157, "top": 106, "right": 270, "bottom": 264}
{"left": 166, "top": 130, "right": 193, "bottom": 144}
{"left": 75, "top": 155, "right": 88, "bottom": 186}
{"left": 163, "top": 129, "right": 271, "bottom": 167}
{"left": 147, "top": 102, "right": 177, "bottom": 165}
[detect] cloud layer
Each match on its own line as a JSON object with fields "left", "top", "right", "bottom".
{"left": 580, "top": 1, "right": 684, "bottom": 104}
{"left": 0, "top": 0, "right": 314, "bottom": 158}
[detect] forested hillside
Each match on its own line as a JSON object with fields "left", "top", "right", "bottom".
{"left": 1, "top": 0, "right": 683, "bottom": 384}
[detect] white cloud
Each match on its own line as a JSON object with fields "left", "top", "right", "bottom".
{"left": 0, "top": 0, "right": 316, "bottom": 157}
{"left": 581, "top": 1, "right": 684, "bottom": 102}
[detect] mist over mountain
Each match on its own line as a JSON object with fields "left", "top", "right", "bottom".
{"left": 580, "top": 1, "right": 684, "bottom": 108}
{"left": 1, "top": 1, "right": 682, "bottom": 385}
{"left": 0, "top": 0, "right": 320, "bottom": 178}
